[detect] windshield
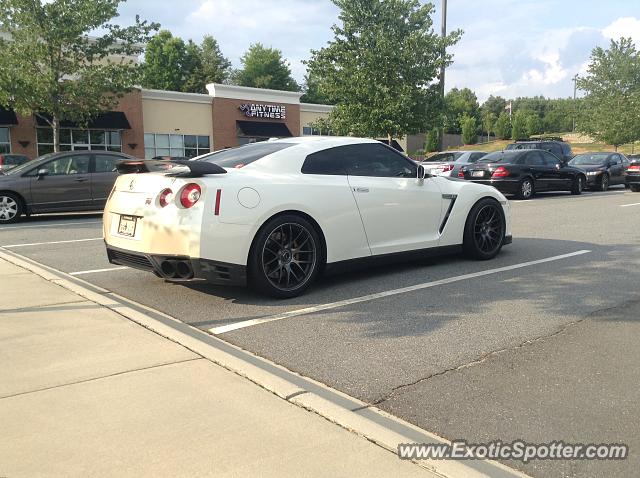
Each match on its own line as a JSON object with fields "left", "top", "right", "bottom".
{"left": 423, "top": 152, "right": 463, "bottom": 163}
{"left": 478, "top": 151, "right": 520, "bottom": 163}
{"left": 569, "top": 153, "right": 609, "bottom": 166}
{"left": 197, "top": 142, "right": 294, "bottom": 168}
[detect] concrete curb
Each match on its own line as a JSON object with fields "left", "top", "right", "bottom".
{"left": 0, "top": 247, "right": 531, "bottom": 478}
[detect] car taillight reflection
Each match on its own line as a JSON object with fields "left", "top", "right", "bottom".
{"left": 458, "top": 169, "right": 465, "bottom": 178}
{"left": 180, "top": 184, "right": 202, "bottom": 208}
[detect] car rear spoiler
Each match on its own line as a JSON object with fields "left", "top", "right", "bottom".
{"left": 116, "top": 159, "right": 227, "bottom": 177}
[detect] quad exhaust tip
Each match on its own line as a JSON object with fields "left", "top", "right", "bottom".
{"left": 159, "top": 259, "right": 194, "bottom": 280}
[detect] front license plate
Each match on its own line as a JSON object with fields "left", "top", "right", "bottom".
{"left": 117, "top": 215, "right": 137, "bottom": 237}
{"left": 472, "top": 170, "right": 485, "bottom": 178}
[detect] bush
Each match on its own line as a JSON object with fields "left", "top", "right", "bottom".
{"left": 425, "top": 127, "right": 439, "bottom": 152}
{"left": 461, "top": 114, "right": 478, "bottom": 145}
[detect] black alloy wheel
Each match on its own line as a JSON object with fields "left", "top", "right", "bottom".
{"left": 463, "top": 198, "right": 505, "bottom": 260}
{"left": 249, "top": 214, "right": 322, "bottom": 298}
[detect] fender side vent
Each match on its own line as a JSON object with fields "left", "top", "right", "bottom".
{"left": 439, "top": 195, "right": 458, "bottom": 234}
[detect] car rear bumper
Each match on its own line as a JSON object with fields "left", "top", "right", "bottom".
{"left": 106, "top": 245, "right": 247, "bottom": 286}
{"left": 469, "top": 179, "right": 521, "bottom": 195}
{"left": 626, "top": 174, "right": 640, "bottom": 185}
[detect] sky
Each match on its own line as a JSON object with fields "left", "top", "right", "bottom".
{"left": 114, "top": 0, "right": 640, "bottom": 103}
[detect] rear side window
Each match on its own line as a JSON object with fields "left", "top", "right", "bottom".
{"left": 561, "top": 143, "right": 572, "bottom": 156}
{"left": 302, "top": 143, "right": 416, "bottom": 178}
{"left": 94, "top": 155, "right": 123, "bottom": 173}
{"left": 524, "top": 151, "right": 545, "bottom": 166}
{"left": 198, "top": 143, "right": 294, "bottom": 169}
{"left": 302, "top": 148, "right": 348, "bottom": 175}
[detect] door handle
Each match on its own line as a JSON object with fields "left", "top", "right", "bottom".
{"left": 354, "top": 187, "right": 369, "bottom": 193}
{"left": 74, "top": 177, "right": 89, "bottom": 182}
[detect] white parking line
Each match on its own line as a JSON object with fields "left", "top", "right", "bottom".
{"left": 0, "top": 221, "right": 102, "bottom": 230}
{"left": 210, "top": 250, "right": 591, "bottom": 335}
{"left": 69, "top": 267, "right": 128, "bottom": 276}
{"left": 2, "top": 238, "right": 103, "bottom": 248}
{"left": 620, "top": 202, "right": 640, "bottom": 208}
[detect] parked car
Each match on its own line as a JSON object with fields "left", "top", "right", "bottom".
{"left": 458, "top": 149, "right": 586, "bottom": 199}
{"left": 104, "top": 138, "right": 512, "bottom": 298}
{"left": 568, "top": 152, "right": 629, "bottom": 191}
{"left": 0, "top": 150, "right": 135, "bottom": 223}
{"left": 506, "top": 138, "right": 573, "bottom": 163}
{"left": 152, "top": 155, "right": 189, "bottom": 161}
{"left": 627, "top": 157, "right": 640, "bottom": 192}
{"left": 0, "top": 154, "right": 30, "bottom": 173}
{"left": 421, "top": 151, "right": 487, "bottom": 177}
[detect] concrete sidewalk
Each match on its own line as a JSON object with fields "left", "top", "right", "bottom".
{"left": 0, "top": 258, "right": 438, "bottom": 478}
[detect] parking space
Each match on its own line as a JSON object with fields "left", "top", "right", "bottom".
{"left": 2, "top": 190, "right": 639, "bottom": 477}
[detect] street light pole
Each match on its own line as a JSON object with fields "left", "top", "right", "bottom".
{"left": 572, "top": 74, "right": 578, "bottom": 132}
{"left": 439, "top": 0, "right": 447, "bottom": 150}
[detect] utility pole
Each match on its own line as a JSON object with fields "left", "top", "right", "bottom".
{"left": 572, "top": 74, "right": 578, "bottom": 132}
{"left": 439, "top": 0, "right": 447, "bottom": 150}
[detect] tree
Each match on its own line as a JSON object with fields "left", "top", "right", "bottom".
{"left": 494, "top": 112, "right": 511, "bottom": 140}
{"left": 142, "top": 30, "right": 187, "bottom": 92}
{"left": 460, "top": 114, "right": 477, "bottom": 145}
{"left": 300, "top": 71, "right": 333, "bottom": 104}
{"left": 525, "top": 113, "right": 542, "bottom": 138}
{"left": 511, "top": 110, "right": 528, "bottom": 140}
{"left": 199, "top": 35, "right": 231, "bottom": 86}
{"left": 0, "top": 0, "right": 157, "bottom": 152}
{"left": 234, "top": 43, "right": 299, "bottom": 91}
{"left": 181, "top": 40, "right": 205, "bottom": 93}
{"left": 482, "top": 111, "right": 496, "bottom": 142}
{"left": 482, "top": 95, "right": 507, "bottom": 119}
{"left": 444, "top": 87, "right": 480, "bottom": 134}
{"left": 425, "top": 127, "right": 439, "bottom": 152}
{"left": 305, "top": 0, "right": 461, "bottom": 143}
{"left": 577, "top": 38, "right": 640, "bottom": 149}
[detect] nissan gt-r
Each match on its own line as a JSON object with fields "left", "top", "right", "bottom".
{"left": 104, "top": 137, "right": 512, "bottom": 298}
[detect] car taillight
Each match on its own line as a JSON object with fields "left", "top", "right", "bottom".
{"left": 180, "top": 183, "right": 201, "bottom": 208}
{"left": 458, "top": 169, "right": 465, "bottom": 178}
{"left": 442, "top": 164, "right": 454, "bottom": 172}
{"left": 492, "top": 166, "right": 510, "bottom": 178}
{"left": 629, "top": 165, "right": 640, "bottom": 170}
{"left": 159, "top": 188, "right": 173, "bottom": 208}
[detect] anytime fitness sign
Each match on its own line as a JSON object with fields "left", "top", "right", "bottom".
{"left": 239, "top": 103, "right": 286, "bottom": 120}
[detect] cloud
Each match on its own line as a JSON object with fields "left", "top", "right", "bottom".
{"left": 183, "top": 0, "right": 338, "bottom": 81}
{"left": 602, "top": 17, "right": 640, "bottom": 45}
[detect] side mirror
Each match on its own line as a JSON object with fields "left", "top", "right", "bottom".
{"left": 37, "top": 168, "right": 49, "bottom": 179}
{"left": 417, "top": 164, "right": 428, "bottom": 180}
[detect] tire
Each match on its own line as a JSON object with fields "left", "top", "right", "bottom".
{"left": 0, "top": 192, "right": 23, "bottom": 224}
{"left": 571, "top": 175, "right": 585, "bottom": 195}
{"left": 598, "top": 173, "right": 610, "bottom": 192}
{"left": 463, "top": 198, "right": 506, "bottom": 261}
{"left": 516, "top": 178, "right": 535, "bottom": 200}
{"left": 630, "top": 184, "right": 640, "bottom": 193}
{"left": 248, "top": 214, "right": 323, "bottom": 299}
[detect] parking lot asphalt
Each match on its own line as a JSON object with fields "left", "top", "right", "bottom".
{"left": 2, "top": 187, "right": 639, "bottom": 478}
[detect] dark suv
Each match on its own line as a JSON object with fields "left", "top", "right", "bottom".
{"left": 506, "top": 139, "right": 573, "bottom": 163}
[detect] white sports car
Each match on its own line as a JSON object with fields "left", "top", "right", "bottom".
{"left": 104, "top": 137, "right": 512, "bottom": 298}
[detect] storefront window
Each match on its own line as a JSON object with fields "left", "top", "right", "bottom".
{"left": 302, "top": 125, "right": 334, "bottom": 136}
{"left": 144, "top": 133, "right": 211, "bottom": 159}
{"left": 36, "top": 128, "right": 122, "bottom": 156}
{"left": 0, "top": 127, "right": 10, "bottom": 154}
